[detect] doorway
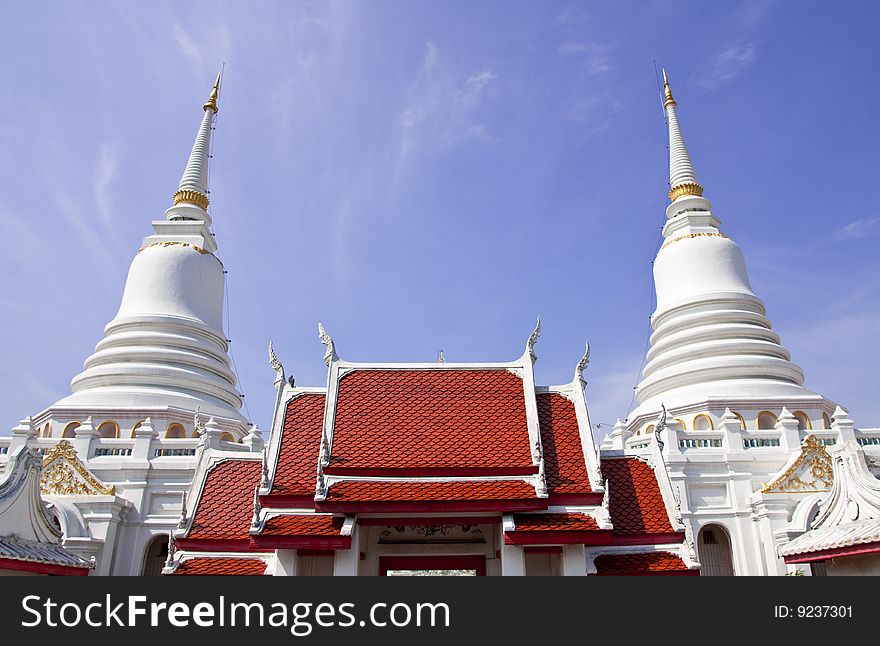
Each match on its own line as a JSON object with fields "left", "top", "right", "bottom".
{"left": 697, "top": 524, "right": 735, "bottom": 576}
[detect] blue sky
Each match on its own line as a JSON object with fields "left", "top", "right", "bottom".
{"left": 1, "top": 1, "right": 878, "bottom": 437}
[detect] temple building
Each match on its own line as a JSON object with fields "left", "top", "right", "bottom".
{"left": 1, "top": 72, "right": 878, "bottom": 575}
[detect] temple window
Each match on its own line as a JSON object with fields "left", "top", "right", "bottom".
{"left": 165, "top": 423, "right": 186, "bottom": 439}
{"left": 793, "top": 411, "right": 811, "bottom": 431}
{"left": 693, "top": 414, "right": 713, "bottom": 431}
{"left": 97, "top": 421, "right": 119, "bottom": 438}
{"left": 62, "top": 421, "right": 81, "bottom": 438}
{"left": 757, "top": 411, "right": 777, "bottom": 430}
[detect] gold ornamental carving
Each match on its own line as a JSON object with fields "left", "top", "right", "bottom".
{"left": 659, "top": 232, "right": 728, "bottom": 251}
{"left": 761, "top": 435, "right": 833, "bottom": 494}
{"left": 41, "top": 440, "right": 115, "bottom": 496}
{"left": 668, "top": 181, "right": 704, "bottom": 201}
{"left": 172, "top": 189, "right": 210, "bottom": 210}
{"left": 137, "top": 241, "right": 213, "bottom": 256}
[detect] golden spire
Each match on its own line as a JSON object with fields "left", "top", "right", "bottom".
{"left": 203, "top": 72, "right": 221, "bottom": 113}
{"left": 662, "top": 69, "right": 677, "bottom": 109}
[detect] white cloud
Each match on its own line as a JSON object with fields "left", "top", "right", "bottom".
{"left": 393, "top": 42, "right": 498, "bottom": 185}
{"left": 697, "top": 43, "right": 758, "bottom": 90}
{"left": 172, "top": 23, "right": 202, "bottom": 68}
{"left": 835, "top": 216, "right": 880, "bottom": 241}
{"left": 557, "top": 41, "right": 611, "bottom": 75}
{"left": 94, "top": 143, "right": 119, "bottom": 232}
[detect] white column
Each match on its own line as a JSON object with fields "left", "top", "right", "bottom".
{"left": 273, "top": 549, "right": 297, "bottom": 576}
{"left": 561, "top": 545, "right": 586, "bottom": 576}
{"left": 500, "top": 544, "right": 525, "bottom": 576}
{"left": 73, "top": 417, "right": 98, "bottom": 458}
{"left": 132, "top": 417, "right": 158, "bottom": 461}
{"left": 8, "top": 417, "right": 36, "bottom": 453}
{"left": 333, "top": 524, "right": 360, "bottom": 576}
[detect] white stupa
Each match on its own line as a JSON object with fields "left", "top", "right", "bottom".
{"left": 627, "top": 71, "right": 831, "bottom": 431}
{"left": 44, "top": 74, "right": 249, "bottom": 439}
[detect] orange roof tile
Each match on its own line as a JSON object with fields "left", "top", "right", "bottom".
{"left": 187, "top": 459, "right": 261, "bottom": 540}
{"left": 270, "top": 393, "right": 325, "bottom": 497}
{"left": 328, "top": 369, "right": 532, "bottom": 471}
{"left": 593, "top": 552, "right": 692, "bottom": 575}
{"left": 172, "top": 557, "right": 267, "bottom": 576}
{"left": 325, "top": 479, "right": 537, "bottom": 502}
{"left": 261, "top": 514, "right": 344, "bottom": 537}
{"left": 512, "top": 513, "right": 599, "bottom": 532}
{"left": 602, "top": 457, "right": 675, "bottom": 535}
{"left": 538, "top": 393, "right": 593, "bottom": 496}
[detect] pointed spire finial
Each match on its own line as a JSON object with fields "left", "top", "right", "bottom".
{"left": 662, "top": 69, "right": 703, "bottom": 202}
{"left": 438, "top": 349, "right": 446, "bottom": 364}
{"left": 203, "top": 71, "right": 221, "bottom": 113}
{"left": 662, "top": 68, "right": 676, "bottom": 109}
{"left": 170, "top": 74, "right": 221, "bottom": 215}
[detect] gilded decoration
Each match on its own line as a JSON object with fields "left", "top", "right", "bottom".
{"left": 41, "top": 440, "right": 115, "bottom": 496}
{"left": 137, "top": 241, "right": 213, "bottom": 256}
{"left": 659, "top": 232, "right": 728, "bottom": 251}
{"left": 760, "top": 435, "right": 833, "bottom": 494}
{"left": 172, "top": 189, "right": 210, "bottom": 210}
{"left": 667, "top": 181, "right": 704, "bottom": 201}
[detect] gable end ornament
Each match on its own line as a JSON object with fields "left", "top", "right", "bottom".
{"left": 40, "top": 440, "right": 115, "bottom": 496}
{"left": 761, "top": 435, "right": 833, "bottom": 494}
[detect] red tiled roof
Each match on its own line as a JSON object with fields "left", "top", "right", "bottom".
{"left": 187, "top": 459, "right": 261, "bottom": 540}
{"left": 328, "top": 369, "right": 532, "bottom": 472}
{"left": 602, "top": 457, "right": 675, "bottom": 535}
{"left": 538, "top": 393, "right": 593, "bottom": 496}
{"left": 593, "top": 552, "right": 692, "bottom": 575}
{"left": 269, "top": 393, "right": 326, "bottom": 497}
{"left": 512, "top": 513, "right": 599, "bottom": 532}
{"left": 172, "top": 557, "right": 267, "bottom": 576}
{"left": 325, "top": 479, "right": 537, "bottom": 502}
{"left": 261, "top": 514, "right": 344, "bottom": 537}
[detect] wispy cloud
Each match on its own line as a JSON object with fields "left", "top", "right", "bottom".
{"left": 94, "top": 143, "right": 119, "bottom": 232}
{"left": 172, "top": 23, "right": 202, "bottom": 68}
{"left": 697, "top": 43, "right": 758, "bottom": 90}
{"left": 392, "top": 42, "right": 498, "bottom": 185}
{"left": 557, "top": 41, "right": 611, "bottom": 75}
{"left": 835, "top": 216, "right": 880, "bottom": 241}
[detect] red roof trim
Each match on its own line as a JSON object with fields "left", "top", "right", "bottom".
{"left": 0, "top": 557, "right": 89, "bottom": 576}
{"left": 175, "top": 538, "right": 272, "bottom": 553}
{"left": 356, "top": 515, "right": 500, "bottom": 527}
{"left": 316, "top": 499, "right": 548, "bottom": 513}
{"left": 260, "top": 495, "right": 317, "bottom": 509}
{"left": 783, "top": 540, "right": 880, "bottom": 564}
{"left": 249, "top": 535, "right": 352, "bottom": 550}
{"left": 609, "top": 532, "right": 685, "bottom": 546}
{"left": 547, "top": 493, "right": 604, "bottom": 506}
{"left": 323, "top": 466, "right": 538, "bottom": 477}
{"left": 505, "top": 529, "right": 614, "bottom": 545}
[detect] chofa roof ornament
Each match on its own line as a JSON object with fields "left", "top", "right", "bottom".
{"left": 526, "top": 316, "right": 541, "bottom": 361}
{"left": 317, "top": 322, "right": 339, "bottom": 366}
